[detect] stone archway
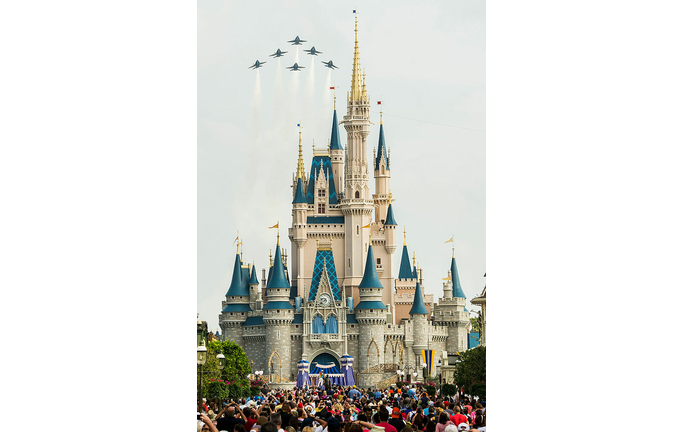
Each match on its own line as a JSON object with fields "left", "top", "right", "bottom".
{"left": 268, "top": 349, "right": 282, "bottom": 382}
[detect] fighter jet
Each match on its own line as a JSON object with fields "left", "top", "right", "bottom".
{"left": 321, "top": 60, "right": 339, "bottom": 69}
{"left": 269, "top": 48, "right": 288, "bottom": 58}
{"left": 286, "top": 63, "right": 305, "bottom": 71}
{"left": 288, "top": 36, "right": 306, "bottom": 45}
{"left": 304, "top": 46, "right": 323, "bottom": 56}
{"left": 248, "top": 60, "right": 266, "bottom": 69}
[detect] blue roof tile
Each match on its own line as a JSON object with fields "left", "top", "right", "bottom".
{"left": 409, "top": 281, "right": 428, "bottom": 315}
{"left": 384, "top": 203, "right": 397, "bottom": 226}
{"left": 330, "top": 109, "right": 343, "bottom": 150}
{"left": 354, "top": 300, "right": 387, "bottom": 310}
{"left": 375, "top": 123, "right": 389, "bottom": 171}
{"left": 249, "top": 264, "right": 259, "bottom": 285}
{"left": 293, "top": 177, "right": 307, "bottom": 204}
{"left": 242, "top": 316, "right": 264, "bottom": 326}
{"left": 308, "top": 249, "right": 341, "bottom": 301}
{"left": 292, "top": 313, "right": 304, "bottom": 324}
{"left": 221, "top": 303, "right": 252, "bottom": 313}
{"left": 226, "top": 254, "right": 249, "bottom": 296}
{"left": 306, "top": 156, "right": 338, "bottom": 205}
{"left": 451, "top": 256, "right": 466, "bottom": 299}
{"left": 359, "top": 245, "right": 383, "bottom": 289}
{"left": 263, "top": 300, "right": 295, "bottom": 310}
{"left": 266, "top": 244, "right": 290, "bottom": 290}
{"left": 398, "top": 245, "right": 413, "bottom": 279}
{"left": 346, "top": 314, "right": 358, "bottom": 323}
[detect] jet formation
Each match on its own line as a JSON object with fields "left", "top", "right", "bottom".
{"left": 249, "top": 35, "right": 339, "bottom": 72}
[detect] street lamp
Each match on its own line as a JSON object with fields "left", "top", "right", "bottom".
{"left": 197, "top": 342, "right": 208, "bottom": 412}
{"left": 436, "top": 360, "right": 442, "bottom": 393}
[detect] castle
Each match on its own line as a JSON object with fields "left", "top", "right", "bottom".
{"left": 219, "top": 16, "right": 471, "bottom": 388}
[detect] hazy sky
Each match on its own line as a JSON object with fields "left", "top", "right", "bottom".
{"left": 198, "top": 0, "right": 485, "bottom": 332}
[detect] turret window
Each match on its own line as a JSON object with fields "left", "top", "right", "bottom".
{"left": 318, "top": 190, "right": 326, "bottom": 198}
{"left": 355, "top": 191, "right": 360, "bottom": 198}
{"left": 318, "top": 204, "right": 326, "bottom": 214}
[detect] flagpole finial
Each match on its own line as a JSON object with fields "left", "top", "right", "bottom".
{"left": 403, "top": 225, "right": 407, "bottom": 246}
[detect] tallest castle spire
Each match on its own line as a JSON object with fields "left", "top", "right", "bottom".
{"left": 350, "top": 14, "right": 364, "bottom": 102}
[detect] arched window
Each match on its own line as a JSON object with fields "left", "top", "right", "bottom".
{"left": 325, "top": 315, "right": 338, "bottom": 334}
{"left": 312, "top": 315, "right": 324, "bottom": 334}
{"left": 355, "top": 191, "right": 360, "bottom": 198}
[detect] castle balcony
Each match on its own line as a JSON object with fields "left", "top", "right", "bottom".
{"left": 307, "top": 333, "right": 344, "bottom": 351}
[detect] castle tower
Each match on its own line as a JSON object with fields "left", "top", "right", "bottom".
{"left": 340, "top": 14, "right": 375, "bottom": 301}
{"left": 291, "top": 129, "right": 309, "bottom": 298}
{"left": 248, "top": 263, "right": 261, "bottom": 310}
{"left": 219, "top": 249, "right": 252, "bottom": 345}
{"left": 355, "top": 243, "right": 387, "bottom": 387}
{"left": 263, "top": 239, "right": 295, "bottom": 382}
{"left": 329, "top": 95, "right": 344, "bottom": 196}
{"left": 433, "top": 247, "right": 469, "bottom": 354}
{"left": 373, "top": 111, "right": 391, "bottom": 224}
{"left": 409, "top": 273, "right": 429, "bottom": 365}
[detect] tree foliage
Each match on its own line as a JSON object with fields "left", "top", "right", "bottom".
{"left": 207, "top": 380, "right": 229, "bottom": 401}
{"left": 208, "top": 340, "right": 251, "bottom": 382}
{"left": 424, "top": 385, "right": 436, "bottom": 396}
{"left": 454, "top": 346, "right": 486, "bottom": 396}
{"left": 441, "top": 383, "right": 457, "bottom": 396}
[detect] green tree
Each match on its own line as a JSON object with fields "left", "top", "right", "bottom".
{"left": 441, "top": 383, "right": 457, "bottom": 397}
{"left": 454, "top": 346, "right": 486, "bottom": 397}
{"left": 208, "top": 340, "right": 251, "bottom": 382}
{"left": 469, "top": 317, "right": 481, "bottom": 333}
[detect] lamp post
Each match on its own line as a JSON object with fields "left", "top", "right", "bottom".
{"left": 436, "top": 360, "right": 442, "bottom": 394}
{"left": 197, "top": 342, "right": 208, "bottom": 412}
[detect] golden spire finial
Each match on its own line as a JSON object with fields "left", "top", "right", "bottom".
{"left": 412, "top": 251, "right": 416, "bottom": 266}
{"left": 296, "top": 124, "right": 305, "bottom": 179}
{"left": 351, "top": 12, "right": 362, "bottom": 101}
{"left": 380, "top": 96, "right": 383, "bottom": 125}
{"left": 269, "top": 249, "right": 273, "bottom": 266}
{"left": 403, "top": 226, "right": 407, "bottom": 246}
{"left": 239, "top": 240, "right": 243, "bottom": 261}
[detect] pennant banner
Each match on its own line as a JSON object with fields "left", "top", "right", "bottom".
{"left": 422, "top": 349, "right": 436, "bottom": 376}
{"left": 269, "top": 223, "right": 279, "bottom": 229}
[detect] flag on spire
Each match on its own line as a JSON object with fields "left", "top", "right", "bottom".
{"left": 445, "top": 236, "right": 454, "bottom": 243}
{"left": 269, "top": 223, "right": 279, "bottom": 229}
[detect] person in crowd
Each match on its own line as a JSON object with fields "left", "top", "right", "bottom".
{"left": 434, "top": 411, "right": 453, "bottom": 432}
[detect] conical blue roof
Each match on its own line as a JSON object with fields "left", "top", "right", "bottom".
{"left": 451, "top": 256, "right": 466, "bottom": 298}
{"left": 398, "top": 245, "right": 413, "bottom": 279}
{"left": 226, "top": 253, "right": 249, "bottom": 296}
{"left": 359, "top": 245, "right": 383, "bottom": 289}
{"left": 409, "top": 281, "right": 428, "bottom": 315}
{"left": 374, "top": 123, "right": 389, "bottom": 171}
{"left": 330, "top": 109, "right": 343, "bottom": 150}
{"left": 248, "top": 264, "right": 259, "bottom": 285}
{"left": 412, "top": 266, "right": 417, "bottom": 279}
{"left": 384, "top": 203, "right": 397, "bottom": 225}
{"left": 293, "top": 177, "right": 306, "bottom": 203}
{"left": 266, "top": 244, "right": 290, "bottom": 289}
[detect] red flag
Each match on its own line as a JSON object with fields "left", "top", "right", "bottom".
{"left": 377, "top": 101, "right": 382, "bottom": 104}
{"left": 330, "top": 87, "right": 335, "bottom": 89}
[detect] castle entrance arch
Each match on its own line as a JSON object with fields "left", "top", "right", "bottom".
{"left": 311, "top": 352, "right": 340, "bottom": 371}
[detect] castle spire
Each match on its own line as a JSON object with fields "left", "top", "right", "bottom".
{"left": 350, "top": 13, "right": 364, "bottom": 102}
{"left": 296, "top": 125, "right": 305, "bottom": 179}
{"left": 409, "top": 278, "right": 428, "bottom": 315}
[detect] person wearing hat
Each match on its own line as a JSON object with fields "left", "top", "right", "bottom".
{"left": 388, "top": 407, "right": 406, "bottom": 432}
{"left": 456, "top": 423, "right": 469, "bottom": 431}
{"left": 198, "top": 412, "right": 220, "bottom": 432}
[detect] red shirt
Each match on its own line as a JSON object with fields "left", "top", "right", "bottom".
{"left": 245, "top": 418, "right": 257, "bottom": 431}
{"left": 450, "top": 414, "right": 467, "bottom": 426}
{"left": 375, "top": 422, "right": 398, "bottom": 432}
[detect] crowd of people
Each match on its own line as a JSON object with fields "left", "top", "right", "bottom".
{"left": 197, "top": 384, "right": 486, "bottom": 432}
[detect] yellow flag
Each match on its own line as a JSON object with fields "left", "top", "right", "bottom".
{"left": 445, "top": 236, "right": 454, "bottom": 243}
{"left": 269, "top": 223, "right": 279, "bottom": 229}
{"left": 233, "top": 236, "right": 239, "bottom": 245}
{"left": 442, "top": 277, "right": 451, "bottom": 280}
